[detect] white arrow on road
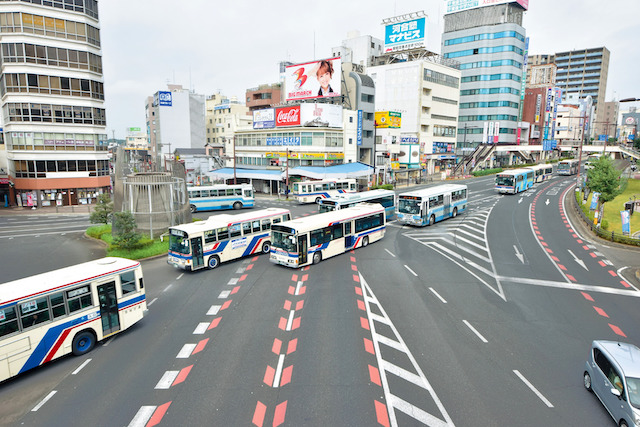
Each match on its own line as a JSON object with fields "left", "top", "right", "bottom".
{"left": 514, "top": 245, "right": 524, "bottom": 264}
{"left": 545, "top": 199, "right": 550, "bottom": 206}
{"left": 568, "top": 249, "right": 588, "bottom": 271}
{"left": 518, "top": 198, "right": 523, "bottom": 204}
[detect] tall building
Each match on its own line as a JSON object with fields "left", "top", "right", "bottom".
{"left": 442, "top": 1, "right": 528, "bottom": 148}
{"left": 526, "top": 54, "right": 555, "bottom": 85}
{"left": 1, "top": 1, "right": 109, "bottom": 207}
{"left": 594, "top": 101, "right": 618, "bottom": 140}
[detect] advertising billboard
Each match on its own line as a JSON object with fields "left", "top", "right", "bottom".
{"left": 275, "top": 106, "right": 301, "bottom": 127}
{"left": 285, "top": 57, "right": 342, "bottom": 101}
{"left": 383, "top": 17, "right": 426, "bottom": 53}
{"left": 253, "top": 108, "right": 275, "bottom": 129}
{"left": 158, "top": 91, "right": 172, "bottom": 107}
{"left": 375, "top": 111, "right": 402, "bottom": 128}
{"left": 445, "top": 0, "right": 528, "bottom": 14}
{"left": 300, "top": 103, "right": 343, "bottom": 128}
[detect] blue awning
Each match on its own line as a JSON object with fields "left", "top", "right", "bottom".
{"left": 287, "top": 162, "right": 373, "bottom": 179}
{"left": 207, "top": 168, "right": 283, "bottom": 181}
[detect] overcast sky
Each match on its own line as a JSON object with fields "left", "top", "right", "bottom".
{"left": 98, "top": 0, "right": 640, "bottom": 139}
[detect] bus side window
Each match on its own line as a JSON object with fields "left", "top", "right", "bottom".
{"left": 262, "top": 219, "right": 271, "bottom": 231}
{"left": 50, "top": 292, "right": 66, "bottom": 318}
{"left": 204, "top": 229, "right": 216, "bottom": 243}
{"left": 200, "top": 190, "right": 210, "bottom": 197}
{"left": 67, "top": 286, "right": 92, "bottom": 313}
{"left": 210, "top": 190, "right": 218, "bottom": 197}
{"left": 19, "top": 297, "right": 50, "bottom": 328}
{"left": 315, "top": 184, "right": 322, "bottom": 192}
{"left": 191, "top": 190, "right": 201, "bottom": 198}
{"left": 329, "top": 182, "right": 336, "bottom": 190}
{"left": 234, "top": 188, "right": 242, "bottom": 196}
{"left": 217, "top": 227, "right": 229, "bottom": 240}
{"left": 226, "top": 189, "right": 235, "bottom": 196}
{"left": 332, "top": 224, "right": 343, "bottom": 239}
{"left": 273, "top": 218, "right": 281, "bottom": 224}
{"left": 229, "top": 224, "right": 242, "bottom": 238}
{"left": 350, "top": 183, "right": 356, "bottom": 191}
{"left": 139, "top": 278, "right": 144, "bottom": 289}
{"left": 244, "top": 189, "right": 252, "bottom": 197}
{"left": 345, "top": 221, "right": 352, "bottom": 235}
{"left": 242, "top": 222, "right": 252, "bottom": 236}
{"left": 0, "top": 306, "right": 19, "bottom": 337}
{"left": 120, "top": 271, "right": 137, "bottom": 295}
{"left": 252, "top": 220, "right": 261, "bottom": 233}
{"left": 437, "top": 195, "right": 443, "bottom": 206}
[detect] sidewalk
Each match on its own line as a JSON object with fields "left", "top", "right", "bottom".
{"left": 0, "top": 204, "right": 93, "bottom": 216}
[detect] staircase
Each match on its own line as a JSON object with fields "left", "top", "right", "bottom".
{"left": 454, "top": 144, "right": 496, "bottom": 175}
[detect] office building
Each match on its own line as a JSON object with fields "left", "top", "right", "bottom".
{"left": 442, "top": 1, "right": 528, "bottom": 147}
{"left": 1, "top": 1, "right": 109, "bottom": 207}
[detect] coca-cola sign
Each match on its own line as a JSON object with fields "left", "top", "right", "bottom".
{"left": 276, "top": 106, "right": 301, "bottom": 127}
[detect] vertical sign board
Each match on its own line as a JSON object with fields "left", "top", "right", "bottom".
{"left": 488, "top": 122, "right": 494, "bottom": 144}
{"left": 621, "top": 210, "right": 631, "bottom": 235}
{"left": 483, "top": 122, "right": 489, "bottom": 144}
{"left": 383, "top": 17, "right": 426, "bottom": 53}
{"left": 493, "top": 122, "right": 499, "bottom": 143}
{"left": 158, "top": 91, "right": 172, "bottom": 107}
{"left": 590, "top": 192, "right": 600, "bottom": 210}
{"left": 357, "top": 110, "right": 363, "bottom": 146}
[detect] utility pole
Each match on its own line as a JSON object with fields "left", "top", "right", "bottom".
{"left": 233, "top": 136, "right": 237, "bottom": 185}
{"left": 285, "top": 147, "right": 289, "bottom": 200}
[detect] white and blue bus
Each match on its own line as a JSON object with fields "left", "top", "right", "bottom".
{"left": 291, "top": 179, "right": 357, "bottom": 204}
{"left": 557, "top": 159, "right": 579, "bottom": 175}
{"left": 187, "top": 184, "right": 254, "bottom": 213}
{"left": 270, "top": 203, "right": 385, "bottom": 267}
{"left": 495, "top": 168, "right": 535, "bottom": 194}
{"left": 317, "top": 189, "right": 396, "bottom": 219}
{"left": 396, "top": 184, "right": 468, "bottom": 227}
{"left": 0, "top": 258, "right": 147, "bottom": 382}
{"left": 168, "top": 208, "right": 291, "bottom": 271}
{"left": 525, "top": 163, "right": 554, "bottom": 183}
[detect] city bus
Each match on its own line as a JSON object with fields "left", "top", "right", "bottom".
{"left": 495, "top": 168, "right": 535, "bottom": 194}
{"left": 525, "top": 163, "right": 554, "bottom": 183}
{"left": 291, "top": 179, "right": 357, "bottom": 204}
{"left": 168, "top": 208, "right": 291, "bottom": 270}
{"left": 584, "top": 154, "right": 601, "bottom": 170}
{"left": 187, "top": 184, "right": 254, "bottom": 213}
{"left": 557, "top": 159, "right": 580, "bottom": 175}
{"left": 270, "top": 203, "right": 385, "bottom": 267}
{"left": 396, "top": 184, "right": 468, "bottom": 227}
{"left": 0, "top": 257, "right": 147, "bottom": 382}
{"left": 317, "top": 189, "right": 396, "bottom": 219}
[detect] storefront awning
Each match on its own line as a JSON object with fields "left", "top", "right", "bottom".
{"left": 287, "top": 162, "right": 373, "bottom": 179}
{"left": 207, "top": 168, "right": 283, "bottom": 181}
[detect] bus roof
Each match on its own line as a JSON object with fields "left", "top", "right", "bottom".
{"left": 320, "top": 189, "right": 394, "bottom": 204}
{"left": 398, "top": 184, "right": 467, "bottom": 199}
{"left": 170, "top": 208, "right": 291, "bottom": 233}
{"left": 187, "top": 183, "right": 252, "bottom": 190}
{"left": 0, "top": 257, "right": 140, "bottom": 308}
{"left": 295, "top": 178, "right": 356, "bottom": 185}
{"left": 496, "top": 168, "right": 534, "bottom": 176}
{"left": 274, "top": 203, "right": 384, "bottom": 234}
{"left": 524, "top": 163, "right": 552, "bottom": 171}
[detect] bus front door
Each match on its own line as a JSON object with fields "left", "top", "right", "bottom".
{"left": 98, "top": 281, "right": 120, "bottom": 336}
{"left": 443, "top": 195, "right": 451, "bottom": 217}
{"left": 298, "top": 235, "right": 308, "bottom": 265}
{"left": 191, "top": 237, "right": 204, "bottom": 270}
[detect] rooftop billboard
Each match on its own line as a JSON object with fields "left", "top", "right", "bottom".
{"left": 383, "top": 17, "right": 426, "bottom": 53}
{"left": 285, "top": 57, "right": 342, "bottom": 101}
{"left": 445, "top": 0, "right": 529, "bottom": 13}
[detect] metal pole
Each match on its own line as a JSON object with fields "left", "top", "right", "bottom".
{"left": 576, "top": 115, "right": 586, "bottom": 189}
{"left": 233, "top": 136, "right": 237, "bottom": 185}
{"left": 285, "top": 147, "right": 289, "bottom": 200}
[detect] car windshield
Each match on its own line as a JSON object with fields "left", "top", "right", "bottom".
{"left": 398, "top": 198, "right": 420, "bottom": 215}
{"left": 627, "top": 377, "right": 640, "bottom": 409}
{"left": 496, "top": 175, "right": 514, "bottom": 186}
{"left": 271, "top": 231, "right": 297, "bottom": 253}
{"left": 169, "top": 234, "right": 190, "bottom": 254}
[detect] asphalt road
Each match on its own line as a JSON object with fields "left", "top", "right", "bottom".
{"left": 1, "top": 174, "right": 639, "bottom": 426}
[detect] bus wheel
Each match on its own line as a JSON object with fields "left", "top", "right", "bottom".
{"left": 362, "top": 236, "right": 369, "bottom": 247}
{"left": 315, "top": 197, "right": 322, "bottom": 204}
{"left": 208, "top": 255, "right": 220, "bottom": 269}
{"left": 233, "top": 202, "right": 242, "bottom": 210}
{"left": 72, "top": 331, "right": 95, "bottom": 356}
{"left": 190, "top": 204, "right": 197, "bottom": 213}
{"left": 262, "top": 241, "right": 271, "bottom": 254}
{"left": 429, "top": 215, "right": 435, "bottom": 226}
{"left": 312, "top": 251, "right": 322, "bottom": 265}
{"left": 452, "top": 207, "right": 458, "bottom": 218}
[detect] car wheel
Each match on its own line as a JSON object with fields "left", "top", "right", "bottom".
{"left": 208, "top": 255, "right": 220, "bottom": 269}
{"left": 315, "top": 197, "right": 322, "bottom": 204}
{"left": 72, "top": 331, "right": 96, "bottom": 356}
{"left": 429, "top": 215, "right": 435, "bottom": 226}
{"left": 583, "top": 371, "right": 592, "bottom": 392}
{"left": 362, "top": 236, "right": 369, "bottom": 247}
{"left": 620, "top": 421, "right": 628, "bottom": 427}
{"left": 312, "top": 251, "right": 322, "bottom": 265}
{"left": 262, "top": 241, "right": 271, "bottom": 254}
{"left": 452, "top": 207, "right": 458, "bottom": 218}
{"left": 233, "top": 201, "right": 242, "bottom": 210}
{"left": 190, "top": 204, "right": 197, "bottom": 213}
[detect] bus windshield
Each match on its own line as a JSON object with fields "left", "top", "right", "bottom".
{"left": 272, "top": 230, "right": 297, "bottom": 252}
{"left": 398, "top": 198, "right": 421, "bottom": 215}
{"left": 496, "top": 175, "right": 514, "bottom": 186}
{"left": 169, "top": 233, "right": 190, "bottom": 254}
{"left": 557, "top": 163, "right": 570, "bottom": 170}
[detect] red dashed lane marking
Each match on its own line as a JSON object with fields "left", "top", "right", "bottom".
{"left": 284, "top": 300, "right": 292, "bottom": 310}
{"left": 280, "top": 366, "right": 293, "bottom": 386}
{"left": 350, "top": 256, "right": 356, "bottom": 262}
{"left": 246, "top": 264, "right": 254, "bottom": 270}
{"left": 364, "top": 338, "right": 374, "bottom": 354}
{"left": 252, "top": 256, "right": 259, "bottom": 261}
{"left": 558, "top": 264, "right": 567, "bottom": 271}
{"left": 593, "top": 306, "right": 609, "bottom": 318}
{"left": 295, "top": 300, "right": 304, "bottom": 310}
{"left": 291, "top": 317, "right": 301, "bottom": 330}
{"left": 609, "top": 324, "right": 627, "bottom": 338}
{"left": 375, "top": 400, "right": 390, "bottom": 427}
{"left": 288, "top": 286, "right": 295, "bottom": 295}
{"left": 541, "top": 241, "right": 549, "bottom": 247}
{"left": 582, "top": 245, "right": 590, "bottom": 250}
{"left": 272, "top": 339, "right": 282, "bottom": 354}
{"left": 221, "top": 300, "right": 232, "bottom": 310}
{"left": 172, "top": 365, "right": 193, "bottom": 386}
{"left": 621, "top": 280, "right": 631, "bottom": 288}
{"left": 577, "top": 239, "right": 583, "bottom": 244}
{"left": 207, "top": 317, "right": 221, "bottom": 330}
{"left": 252, "top": 401, "right": 267, "bottom": 427}
{"left": 589, "top": 253, "right": 597, "bottom": 258}
{"left": 193, "top": 338, "right": 209, "bottom": 355}
{"left": 355, "top": 286, "right": 363, "bottom": 296}
{"left": 545, "top": 248, "right": 553, "bottom": 254}
{"left": 351, "top": 264, "right": 358, "bottom": 271}
{"left": 238, "top": 274, "right": 248, "bottom": 282}
{"left": 581, "top": 292, "right": 594, "bottom": 301}
{"left": 608, "top": 270, "right": 617, "bottom": 277}
{"left": 278, "top": 318, "right": 287, "bottom": 330}
{"left": 264, "top": 366, "right": 275, "bottom": 386}
{"left": 566, "top": 274, "right": 576, "bottom": 282}
{"left": 360, "top": 317, "right": 370, "bottom": 330}
{"left": 551, "top": 256, "right": 560, "bottom": 261}
{"left": 287, "top": 339, "right": 298, "bottom": 354}
{"left": 273, "top": 401, "right": 287, "bottom": 427}
{"left": 291, "top": 274, "right": 298, "bottom": 281}
{"left": 598, "top": 260, "right": 606, "bottom": 267}
{"left": 230, "top": 286, "right": 240, "bottom": 295}
{"left": 357, "top": 300, "right": 366, "bottom": 311}
{"left": 301, "top": 274, "right": 309, "bottom": 282}
{"left": 369, "top": 365, "right": 381, "bottom": 386}
{"left": 353, "top": 274, "right": 360, "bottom": 283}
{"left": 147, "top": 401, "right": 172, "bottom": 427}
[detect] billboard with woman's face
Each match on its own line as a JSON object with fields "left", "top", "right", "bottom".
{"left": 285, "top": 57, "right": 342, "bottom": 101}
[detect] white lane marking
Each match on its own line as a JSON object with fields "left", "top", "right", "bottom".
{"left": 285, "top": 310, "right": 295, "bottom": 331}
{"left": 513, "top": 245, "right": 524, "bottom": 264}
{"left": 128, "top": 406, "right": 156, "bottom": 427}
{"left": 295, "top": 281, "right": 303, "bottom": 295}
{"left": 228, "top": 278, "right": 238, "bottom": 285}
{"left": 207, "top": 305, "right": 221, "bottom": 315}
{"left": 102, "top": 337, "right": 115, "bottom": 347}
{"left": 236, "top": 267, "right": 245, "bottom": 274}
{"left": 218, "top": 290, "right": 230, "bottom": 299}
{"left": 72, "top": 358, "right": 92, "bottom": 375}
{"left": 155, "top": 371, "right": 179, "bottom": 389}
{"left": 162, "top": 284, "right": 172, "bottom": 292}
{"left": 568, "top": 249, "right": 588, "bottom": 271}
{"left": 429, "top": 287, "right": 447, "bottom": 303}
{"left": 177, "top": 273, "right": 184, "bottom": 280}
{"left": 384, "top": 248, "right": 396, "bottom": 257}
{"left": 148, "top": 297, "right": 158, "bottom": 306}
{"left": 513, "top": 370, "right": 554, "bottom": 408}
{"left": 462, "top": 320, "right": 488, "bottom": 343}
{"left": 177, "top": 344, "right": 196, "bottom": 359}
{"left": 404, "top": 265, "right": 418, "bottom": 276}
{"left": 193, "top": 322, "right": 208, "bottom": 334}
{"left": 498, "top": 275, "right": 640, "bottom": 297}
{"left": 273, "top": 354, "right": 285, "bottom": 388}
{"left": 31, "top": 390, "right": 57, "bottom": 412}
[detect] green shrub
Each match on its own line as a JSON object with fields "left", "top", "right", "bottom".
{"left": 472, "top": 168, "right": 503, "bottom": 177}
{"left": 372, "top": 184, "right": 394, "bottom": 190}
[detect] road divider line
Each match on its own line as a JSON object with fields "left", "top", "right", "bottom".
{"left": 177, "top": 273, "right": 184, "bottom": 280}
{"left": 162, "top": 284, "right": 172, "bottom": 292}
{"left": 31, "top": 390, "right": 56, "bottom": 411}
{"left": 193, "top": 322, "right": 208, "bottom": 334}
{"left": 148, "top": 297, "right": 158, "bottom": 306}
{"left": 72, "top": 358, "right": 92, "bottom": 375}
{"left": 273, "top": 354, "right": 285, "bottom": 388}
{"left": 207, "top": 305, "right": 221, "bottom": 315}
{"left": 384, "top": 248, "right": 396, "bottom": 257}
{"left": 513, "top": 369, "right": 554, "bottom": 407}
{"left": 155, "top": 371, "right": 179, "bottom": 389}
{"left": 128, "top": 406, "right": 156, "bottom": 427}
{"left": 429, "top": 287, "right": 447, "bottom": 303}
{"left": 404, "top": 265, "right": 418, "bottom": 276}
{"left": 463, "top": 320, "right": 488, "bottom": 343}
{"left": 177, "top": 344, "right": 196, "bottom": 359}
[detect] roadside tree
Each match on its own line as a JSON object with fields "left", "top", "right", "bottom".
{"left": 89, "top": 193, "right": 113, "bottom": 224}
{"left": 112, "top": 211, "right": 142, "bottom": 249}
{"left": 586, "top": 155, "right": 623, "bottom": 226}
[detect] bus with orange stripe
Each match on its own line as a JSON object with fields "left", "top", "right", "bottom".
{"left": 0, "top": 257, "right": 147, "bottom": 382}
